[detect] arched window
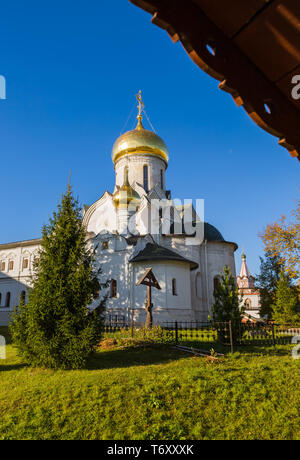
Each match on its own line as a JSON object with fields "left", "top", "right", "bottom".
{"left": 20, "top": 291, "right": 26, "bottom": 304}
{"left": 1, "top": 261, "right": 5, "bottom": 272}
{"left": 22, "top": 258, "right": 29, "bottom": 269}
{"left": 5, "top": 292, "right": 11, "bottom": 308}
{"left": 110, "top": 280, "right": 117, "bottom": 298}
{"left": 8, "top": 260, "right": 14, "bottom": 271}
{"left": 245, "top": 299, "right": 252, "bottom": 309}
{"left": 172, "top": 278, "right": 177, "bottom": 296}
{"left": 143, "top": 165, "right": 149, "bottom": 192}
{"left": 160, "top": 169, "right": 164, "bottom": 189}
{"left": 214, "top": 276, "right": 220, "bottom": 294}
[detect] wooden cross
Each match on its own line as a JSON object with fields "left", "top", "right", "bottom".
{"left": 136, "top": 268, "right": 161, "bottom": 328}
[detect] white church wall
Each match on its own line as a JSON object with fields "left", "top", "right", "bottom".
{"left": 115, "top": 155, "right": 166, "bottom": 192}
{"left": 89, "top": 235, "right": 133, "bottom": 321}
{"left": 0, "top": 241, "right": 41, "bottom": 324}
{"left": 204, "top": 242, "right": 236, "bottom": 316}
{"left": 84, "top": 193, "right": 117, "bottom": 235}
{"left": 131, "top": 261, "right": 193, "bottom": 324}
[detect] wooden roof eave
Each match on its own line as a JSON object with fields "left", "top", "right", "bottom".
{"left": 130, "top": 0, "right": 300, "bottom": 161}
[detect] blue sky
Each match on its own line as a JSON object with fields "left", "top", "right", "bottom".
{"left": 0, "top": 0, "right": 299, "bottom": 276}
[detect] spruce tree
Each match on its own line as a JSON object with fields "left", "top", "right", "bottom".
{"left": 211, "top": 266, "right": 243, "bottom": 343}
{"left": 272, "top": 270, "right": 300, "bottom": 326}
{"left": 255, "top": 252, "right": 282, "bottom": 320}
{"left": 10, "top": 186, "right": 106, "bottom": 369}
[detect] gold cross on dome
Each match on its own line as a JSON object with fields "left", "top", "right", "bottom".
{"left": 136, "top": 90, "right": 144, "bottom": 122}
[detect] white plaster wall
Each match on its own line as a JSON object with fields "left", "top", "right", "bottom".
{"left": 89, "top": 234, "right": 133, "bottom": 321}
{"left": 84, "top": 194, "right": 117, "bottom": 235}
{"left": 131, "top": 260, "right": 193, "bottom": 324}
{"left": 0, "top": 242, "right": 40, "bottom": 324}
{"left": 205, "top": 242, "right": 236, "bottom": 314}
{"left": 242, "top": 292, "right": 261, "bottom": 319}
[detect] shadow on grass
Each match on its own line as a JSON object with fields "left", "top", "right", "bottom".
{"left": 86, "top": 345, "right": 185, "bottom": 371}
{"left": 86, "top": 340, "right": 292, "bottom": 371}
{"left": 0, "top": 363, "right": 28, "bottom": 372}
{"left": 176, "top": 340, "right": 293, "bottom": 357}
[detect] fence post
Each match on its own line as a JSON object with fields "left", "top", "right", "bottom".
{"left": 175, "top": 321, "right": 178, "bottom": 345}
{"left": 229, "top": 321, "right": 234, "bottom": 354}
{"left": 271, "top": 323, "right": 276, "bottom": 350}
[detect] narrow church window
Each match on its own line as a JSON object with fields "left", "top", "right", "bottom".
{"left": 110, "top": 279, "right": 117, "bottom": 298}
{"left": 20, "top": 291, "right": 26, "bottom": 304}
{"left": 102, "top": 241, "right": 109, "bottom": 250}
{"left": 170, "top": 207, "right": 175, "bottom": 222}
{"left": 23, "top": 258, "right": 29, "bottom": 269}
{"left": 213, "top": 276, "right": 220, "bottom": 293}
{"left": 160, "top": 169, "right": 164, "bottom": 189}
{"left": 8, "top": 261, "right": 14, "bottom": 271}
{"left": 5, "top": 292, "right": 11, "bottom": 308}
{"left": 143, "top": 165, "right": 149, "bottom": 192}
{"left": 196, "top": 272, "right": 201, "bottom": 298}
{"left": 172, "top": 278, "right": 177, "bottom": 296}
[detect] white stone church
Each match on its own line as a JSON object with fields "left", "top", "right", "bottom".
{"left": 0, "top": 94, "right": 239, "bottom": 326}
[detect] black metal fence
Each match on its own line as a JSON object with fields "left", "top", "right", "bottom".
{"left": 102, "top": 320, "right": 300, "bottom": 352}
{"left": 238, "top": 323, "right": 300, "bottom": 346}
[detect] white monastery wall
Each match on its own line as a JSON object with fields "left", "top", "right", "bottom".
{"left": 0, "top": 241, "right": 41, "bottom": 325}
{"left": 115, "top": 155, "right": 166, "bottom": 192}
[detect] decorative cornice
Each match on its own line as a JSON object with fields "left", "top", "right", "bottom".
{"left": 0, "top": 238, "right": 42, "bottom": 250}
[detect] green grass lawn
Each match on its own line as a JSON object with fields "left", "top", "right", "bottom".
{"left": 0, "top": 327, "right": 299, "bottom": 440}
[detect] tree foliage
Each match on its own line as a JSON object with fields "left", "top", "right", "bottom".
{"left": 212, "top": 266, "right": 243, "bottom": 343}
{"left": 255, "top": 252, "right": 282, "bottom": 320}
{"left": 10, "top": 186, "right": 106, "bottom": 369}
{"left": 272, "top": 270, "right": 300, "bottom": 326}
{"left": 261, "top": 200, "right": 300, "bottom": 284}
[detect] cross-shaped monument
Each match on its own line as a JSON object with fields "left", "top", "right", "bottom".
{"left": 136, "top": 268, "right": 161, "bottom": 328}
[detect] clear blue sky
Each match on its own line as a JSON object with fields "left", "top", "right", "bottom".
{"left": 0, "top": 0, "right": 299, "bottom": 276}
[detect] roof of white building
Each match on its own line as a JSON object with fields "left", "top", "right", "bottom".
{"left": 130, "top": 243, "right": 199, "bottom": 270}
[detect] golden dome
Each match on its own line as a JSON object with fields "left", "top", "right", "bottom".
{"left": 112, "top": 119, "right": 169, "bottom": 165}
{"left": 113, "top": 168, "right": 141, "bottom": 209}
{"left": 112, "top": 90, "right": 169, "bottom": 165}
